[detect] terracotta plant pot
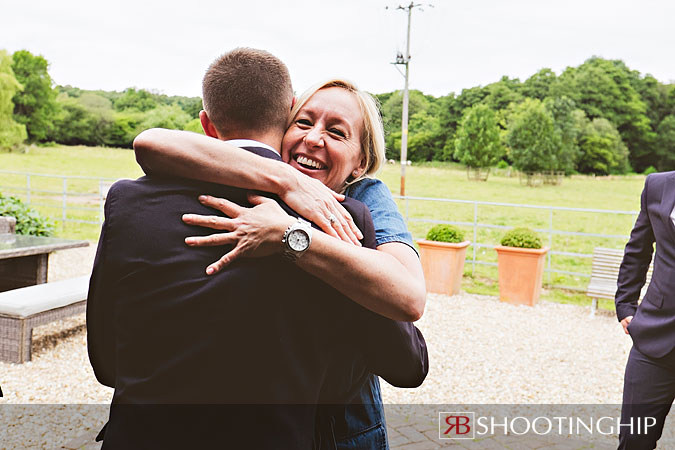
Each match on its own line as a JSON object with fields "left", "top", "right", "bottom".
{"left": 417, "top": 240, "right": 470, "bottom": 296}
{"left": 495, "top": 246, "right": 549, "bottom": 306}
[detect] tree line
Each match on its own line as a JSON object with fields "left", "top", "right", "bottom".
{"left": 1, "top": 49, "right": 674, "bottom": 175}
{"left": 0, "top": 49, "right": 203, "bottom": 150}
{"left": 375, "top": 58, "right": 675, "bottom": 175}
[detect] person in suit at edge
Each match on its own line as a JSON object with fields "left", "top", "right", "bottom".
{"left": 615, "top": 171, "right": 675, "bottom": 449}
{"left": 87, "top": 47, "right": 428, "bottom": 450}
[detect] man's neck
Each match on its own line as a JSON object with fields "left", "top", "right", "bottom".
{"left": 218, "top": 131, "right": 283, "bottom": 155}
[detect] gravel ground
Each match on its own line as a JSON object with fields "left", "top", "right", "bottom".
{"left": 2, "top": 246, "right": 672, "bottom": 448}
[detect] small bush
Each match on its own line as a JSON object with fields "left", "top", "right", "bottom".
{"left": 496, "top": 160, "right": 509, "bottom": 169}
{"left": 500, "top": 227, "right": 542, "bottom": 249}
{"left": 643, "top": 166, "right": 658, "bottom": 175}
{"left": 426, "top": 224, "right": 465, "bottom": 243}
{"left": 0, "top": 194, "right": 54, "bottom": 236}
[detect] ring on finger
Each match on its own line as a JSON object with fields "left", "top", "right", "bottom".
{"left": 328, "top": 213, "right": 338, "bottom": 225}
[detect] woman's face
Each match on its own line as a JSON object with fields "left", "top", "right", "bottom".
{"left": 282, "top": 87, "right": 366, "bottom": 192}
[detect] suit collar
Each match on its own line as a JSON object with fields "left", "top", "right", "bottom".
{"left": 240, "top": 146, "right": 282, "bottom": 162}
{"left": 224, "top": 139, "right": 280, "bottom": 156}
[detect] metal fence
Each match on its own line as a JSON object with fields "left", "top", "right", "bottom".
{"left": 0, "top": 171, "right": 639, "bottom": 290}
{"left": 394, "top": 195, "right": 638, "bottom": 290}
{"left": 0, "top": 170, "right": 117, "bottom": 227}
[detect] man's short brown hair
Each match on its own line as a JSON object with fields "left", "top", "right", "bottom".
{"left": 202, "top": 48, "right": 293, "bottom": 136}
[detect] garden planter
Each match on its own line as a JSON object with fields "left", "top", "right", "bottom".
{"left": 495, "top": 246, "right": 549, "bottom": 306}
{"left": 417, "top": 240, "right": 470, "bottom": 296}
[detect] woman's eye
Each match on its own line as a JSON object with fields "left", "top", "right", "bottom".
{"left": 329, "top": 128, "right": 346, "bottom": 138}
{"left": 296, "top": 119, "right": 312, "bottom": 127}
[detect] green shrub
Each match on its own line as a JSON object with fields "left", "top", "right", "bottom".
{"left": 0, "top": 194, "right": 54, "bottom": 236}
{"left": 643, "top": 165, "right": 658, "bottom": 175}
{"left": 496, "top": 160, "right": 509, "bottom": 169}
{"left": 425, "top": 224, "right": 465, "bottom": 243}
{"left": 500, "top": 227, "right": 542, "bottom": 249}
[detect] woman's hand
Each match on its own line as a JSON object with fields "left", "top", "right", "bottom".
{"left": 183, "top": 193, "right": 295, "bottom": 275}
{"left": 282, "top": 169, "right": 363, "bottom": 246}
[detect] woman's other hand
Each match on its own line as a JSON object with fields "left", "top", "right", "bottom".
{"left": 282, "top": 168, "right": 362, "bottom": 246}
{"left": 183, "top": 193, "right": 295, "bottom": 274}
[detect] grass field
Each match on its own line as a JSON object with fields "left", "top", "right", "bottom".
{"left": 1, "top": 145, "right": 647, "bottom": 310}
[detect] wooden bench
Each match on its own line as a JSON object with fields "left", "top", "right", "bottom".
{"left": 0, "top": 275, "right": 89, "bottom": 363}
{"left": 586, "top": 247, "right": 653, "bottom": 317}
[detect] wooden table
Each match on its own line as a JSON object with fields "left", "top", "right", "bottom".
{"left": 0, "top": 234, "right": 89, "bottom": 292}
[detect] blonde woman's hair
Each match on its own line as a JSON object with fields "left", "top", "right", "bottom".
{"left": 288, "top": 79, "right": 386, "bottom": 192}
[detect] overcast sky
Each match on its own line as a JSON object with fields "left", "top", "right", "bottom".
{"left": 3, "top": 0, "right": 674, "bottom": 99}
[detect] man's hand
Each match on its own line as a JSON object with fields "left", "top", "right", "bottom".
{"left": 620, "top": 316, "right": 633, "bottom": 335}
{"left": 183, "top": 193, "right": 295, "bottom": 274}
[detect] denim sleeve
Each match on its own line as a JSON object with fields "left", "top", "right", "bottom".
{"left": 345, "top": 178, "right": 417, "bottom": 254}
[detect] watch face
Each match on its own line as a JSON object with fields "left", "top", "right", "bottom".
{"left": 288, "top": 229, "right": 309, "bottom": 251}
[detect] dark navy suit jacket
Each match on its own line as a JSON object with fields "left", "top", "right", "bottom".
{"left": 616, "top": 171, "right": 675, "bottom": 359}
{"left": 86, "top": 147, "right": 428, "bottom": 449}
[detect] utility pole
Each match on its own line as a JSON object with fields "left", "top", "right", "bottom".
{"left": 390, "top": 2, "right": 427, "bottom": 196}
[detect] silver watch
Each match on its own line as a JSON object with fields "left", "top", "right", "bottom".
{"left": 281, "top": 218, "right": 312, "bottom": 261}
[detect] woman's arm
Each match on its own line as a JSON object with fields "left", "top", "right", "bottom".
{"left": 133, "top": 128, "right": 361, "bottom": 243}
{"left": 298, "top": 235, "right": 426, "bottom": 322}
{"left": 184, "top": 194, "right": 426, "bottom": 322}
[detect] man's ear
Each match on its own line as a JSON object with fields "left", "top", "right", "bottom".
{"left": 200, "top": 110, "right": 219, "bottom": 138}
{"left": 291, "top": 96, "right": 296, "bottom": 109}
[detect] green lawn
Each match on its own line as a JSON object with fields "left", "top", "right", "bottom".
{"left": 1, "top": 146, "right": 645, "bottom": 311}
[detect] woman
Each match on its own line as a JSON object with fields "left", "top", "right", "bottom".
{"left": 134, "top": 79, "right": 425, "bottom": 448}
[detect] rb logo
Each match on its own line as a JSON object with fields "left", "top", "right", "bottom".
{"left": 439, "top": 412, "right": 475, "bottom": 439}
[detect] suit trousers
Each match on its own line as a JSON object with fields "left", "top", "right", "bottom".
{"left": 618, "top": 346, "right": 675, "bottom": 450}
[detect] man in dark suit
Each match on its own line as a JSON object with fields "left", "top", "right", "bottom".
{"left": 87, "top": 48, "right": 428, "bottom": 449}
{"left": 615, "top": 171, "right": 675, "bottom": 449}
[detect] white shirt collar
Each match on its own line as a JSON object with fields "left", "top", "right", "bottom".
{"left": 671, "top": 204, "right": 675, "bottom": 227}
{"left": 224, "top": 139, "right": 280, "bottom": 156}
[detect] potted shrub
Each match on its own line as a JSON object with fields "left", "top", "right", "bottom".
{"left": 494, "top": 227, "right": 549, "bottom": 306}
{"left": 417, "top": 224, "right": 470, "bottom": 296}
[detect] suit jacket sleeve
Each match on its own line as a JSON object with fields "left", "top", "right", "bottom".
{"left": 86, "top": 186, "right": 120, "bottom": 388}
{"left": 615, "top": 174, "right": 656, "bottom": 322}
{"left": 347, "top": 198, "right": 429, "bottom": 388}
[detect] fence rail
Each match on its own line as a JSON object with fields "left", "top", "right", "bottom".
{"left": 0, "top": 170, "right": 117, "bottom": 226}
{"left": 393, "top": 195, "right": 638, "bottom": 290}
{"left": 0, "top": 171, "right": 638, "bottom": 291}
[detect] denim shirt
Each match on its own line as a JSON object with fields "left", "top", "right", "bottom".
{"left": 329, "top": 178, "right": 416, "bottom": 450}
{"left": 345, "top": 178, "right": 416, "bottom": 252}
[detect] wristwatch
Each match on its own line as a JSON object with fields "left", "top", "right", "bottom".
{"left": 281, "top": 218, "right": 312, "bottom": 261}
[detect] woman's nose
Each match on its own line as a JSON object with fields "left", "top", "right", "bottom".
{"left": 303, "top": 127, "right": 324, "bottom": 147}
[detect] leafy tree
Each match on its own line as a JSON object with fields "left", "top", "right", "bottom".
{"left": 505, "top": 99, "right": 560, "bottom": 174}
{"left": 482, "top": 76, "right": 523, "bottom": 111}
{"left": 553, "top": 57, "right": 653, "bottom": 171}
{"left": 380, "top": 90, "right": 432, "bottom": 159}
{"left": 576, "top": 118, "right": 629, "bottom": 175}
{"left": 183, "top": 118, "right": 205, "bottom": 134}
{"left": 405, "top": 111, "right": 444, "bottom": 161}
{"left": 522, "top": 68, "right": 557, "bottom": 100}
{"left": 0, "top": 50, "right": 27, "bottom": 150}
{"left": 138, "top": 105, "right": 190, "bottom": 131}
{"left": 453, "top": 104, "right": 504, "bottom": 173}
{"left": 106, "top": 110, "right": 144, "bottom": 148}
{"left": 114, "top": 88, "right": 159, "bottom": 112}
{"left": 171, "top": 96, "right": 203, "bottom": 118}
{"left": 49, "top": 92, "right": 114, "bottom": 146}
{"left": 544, "top": 96, "right": 581, "bottom": 173}
{"left": 655, "top": 115, "right": 675, "bottom": 171}
{"left": 10, "top": 50, "right": 57, "bottom": 142}
{"left": 49, "top": 94, "right": 100, "bottom": 145}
